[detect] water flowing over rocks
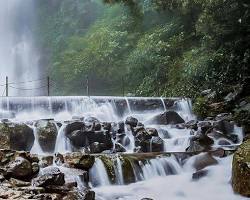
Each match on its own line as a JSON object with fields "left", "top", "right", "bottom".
{"left": 0, "top": 96, "right": 247, "bottom": 199}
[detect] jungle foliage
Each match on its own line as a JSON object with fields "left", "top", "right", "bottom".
{"left": 35, "top": 0, "right": 250, "bottom": 97}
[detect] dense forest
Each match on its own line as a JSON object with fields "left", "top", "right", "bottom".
{"left": 34, "top": 0, "right": 250, "bottom": 98}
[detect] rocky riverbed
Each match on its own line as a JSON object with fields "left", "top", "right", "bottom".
{"left": 0, "top": 96, "right": 249, "bottom": 199}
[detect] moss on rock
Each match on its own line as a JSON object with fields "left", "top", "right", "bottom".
{"left": 0, "top": 123, "right": 11, "bottom": 149}
{"left": 232, "top": 139, "right": 250, "bottom": 197}
{"left": 121, "top": 157, "right": 135, "bottom": 184}
{"left": 98, "top": 155, "right": 116, "bottom": 184}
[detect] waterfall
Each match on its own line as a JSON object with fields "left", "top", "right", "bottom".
{"left": 115, "top": 156, "right": 124, "bottom": 185}
{"left": 0, "top": 0, "right": 41, "bottom": 96}
{"left": 89, "top": 158, "right": 110, "bottom": 187}
{"left": 160, "top": 97, "right": 167, "bottom": 111}
{"left": 139, "top": 156, "right": 180, "bottom": 180}
{"left": 30, "top": 125, "right": 43, "bottom": 155}
{"left": 176, "top": 98, "right": 195, "bottom": 121}
{"left": 0, "top": 95, "right": 245, "bottom": 200}
{"left": 54, "top": 124, "right": 71, "bottom": 154}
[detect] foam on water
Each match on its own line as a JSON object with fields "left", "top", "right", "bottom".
{"left": 0, "top": 96, "right": 245, "bottom": 199}
{"left": 94, "top": 156, "right": 246, "bottom": 200}
{"left": 89, "top": 158, "right": 111, "bottom": 187}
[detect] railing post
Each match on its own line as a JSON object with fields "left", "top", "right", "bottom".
{"left": 6, "top": 76, "right": 8, "bottom": 97}
{"left": 47, "top": 76, "right": 50, "bottom": 96}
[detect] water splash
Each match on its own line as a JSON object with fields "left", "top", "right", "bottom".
{"left": 89, "top": 158, "right": 110, "bottom": 187}
{"left": 0, "top": 0, "right": 41, "bottom": 96}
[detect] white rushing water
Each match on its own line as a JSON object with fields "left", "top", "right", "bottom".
{"left": 90, "top": 158, "right": 111, "bottom": 187}
{"left": 94, "top": 155, "right": 247, "bottom": 200}
{"left": 0, "top": 96, "right": 245, "bottom": 199}
{"left": 0, "top": 0, "right": 41, "bottom": 96}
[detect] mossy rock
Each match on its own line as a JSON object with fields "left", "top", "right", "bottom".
{"left": 98, "top": 155, "right": 116, "bottom": 184}
{"left": 64, "top": 153, "right": 95, "bottom": 170}
{"left": 121, "top": 157, "right": 135, "bottom": 184}
{"left": 0, "top": 123, "right": 11, "bottom": 149}
{"left": 232, "top": 139, "right": 250, "bottom": 197}
{"left": 0, "top": 122, "right": 34, "bottom": 151}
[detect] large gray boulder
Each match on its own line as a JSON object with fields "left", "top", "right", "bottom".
{"left": 141, "top": 136, "right": 164, "bottom": 152}
{"left": 36, "top": 120, "right": 58, "bottom": 153}
{"left": 7, "top": 156, "right": 33, "bottom": 180}
{"left": 0, "top": 122, "right": 34, "bottom": 151}
{"left": 125, "top": 116, "right": 138, "bottom": 127}
{"left": 146, "top": 111, "right": 185, "bottom": 125}
{"left": 32, "top": 167, "right": 65, "bottom": 187}
{"left": 64, "top": 153, "right": 95, "bottom": 171}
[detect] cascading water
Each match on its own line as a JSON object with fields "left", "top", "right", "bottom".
{"left": 0, "top": 96, "right": 245, "bottom": 199}
{"left": 0, "top": 0, "right": 41, "bottom": 96}
{"left": 89, "top": 158, "right": 111, "bottom": 187}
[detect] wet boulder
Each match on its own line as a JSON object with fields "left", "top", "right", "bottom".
{"left": 84, "top": 117, "right": 100, "bottom": 124}
{"left": 67, "top": 126, "right": 113, "bottom": 151}
{"left": 213, "top": 113, "right": 235, "bottom": 135}
{"left": 32, "top": 167, "right": 65, "bottom": 187}
{"left": 66, "top": 130, "right": 88, "bottom": 148}
{"left": 65, "top": 121, "right": 85, "bottom": 135}
{"left": 0, "top": 123, "right": 11, "bottom": 149}
{"left": 186, "top": 131, "right": 214, "bottom": 152}
{"left": 146, "top": 111, "right": 185, "bottom": 125}
{"left": 197, "top": 121, "right": 212, "bottom": 134}
{"left": 141, "top": 136, "right": 164, "bottom": 152}
{"left": 191, "top": 131, "right": 214, "bottom": 147}
{"left": 36, "top": 120, "right": 58, "bottom": 153}
{"left": 0, "top": 122, "right": 34, "bottom": 151}
{"left": 192, "top": 169, "right": 209, "bottom": 181}
{"left": 125, "top": 116, "right": 138, "bottom": 127}
{"left": 10, "top": 123, "right": 34, "bottom": 151}
{"left": 40, "top": 156, "right": 54, "bottom": 168}
{"left": 192, "top": 153, "right": 218, "bottom": 171}
{"left": 135, "top": 128, "right": 151, "bottom": 141}
{"left": 64, "top": 153, "right": 95, "bottom": 170}
{"left": 87, "top": 130, "right": 112, "bottom": 146}
{"left": 9, "top": 178, "right": 31, "bottom": 187}
{"left": 185, "top": 120, "right": 198, "bottom": 130}
{"left": 113, "top": 143, "right": 126, "bottom": 153}
{"left": 213, "top": 119, "right": 234, "bottom": 135}
{"left": 207, "top": 129, "right": 238, "bottom": 144}
{"left": 63, "top": 189, "right": 95, "bottom": 200}
{"left": 232, "top": 139, "right": 250, "bottom": 197}
{"left": 89, "top": 142, "right": 109, "bottom": 153}
{"left": 118, "top": 121, "right": 125, "bottom": 133}
{"left": 186, "top": 140, "right": 208, "bottom": 152}
{"left": 146, "top": 128, "right": 158, "bottom": 137}
{"left": 102, "top": 122, "right": 112, "bottom": 133}
{"left": 6, "top": 156, "right": 33, "bottom": 180}
{"left": 89, "top": 142, "right": 102, "bottom": 153}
